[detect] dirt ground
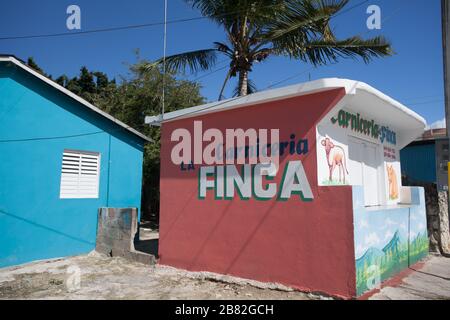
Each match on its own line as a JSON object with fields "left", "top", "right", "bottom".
{"left": 2, "top": 251, "right": 449, "bottom": 300}
{"left": 0, "top": 252, "right": 324, "bottom": 300}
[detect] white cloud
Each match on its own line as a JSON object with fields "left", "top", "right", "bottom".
{"left": 355, "top": 244, "right": 365, "bottom": 258}
{"left": 385, "top": 218, "right": 398, "bottom": 226}
{"left": 426, "top": 118, "right": 446, "bottom": 130}
{"left": 384, "top": 230, "right": 394, "bottom": 241}
{"left": 400, "top": 223, "right": 407, "bottom": 231}
{"left": 365, "top": 232, "right": 381, "bottom": 247}
{"left": 360, "top": 219, "right": 369, "bottom": 229}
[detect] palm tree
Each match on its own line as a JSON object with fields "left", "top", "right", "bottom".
{"left": 145, "top": 0, "right": 392, "bottom": 99}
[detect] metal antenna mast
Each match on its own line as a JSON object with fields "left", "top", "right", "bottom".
{"left": 162, "top": 0, "right": 168, "bottom": 118}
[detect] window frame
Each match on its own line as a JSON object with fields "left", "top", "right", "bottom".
{"left": 59, "top": 149, "right": 101, "bottom": 199}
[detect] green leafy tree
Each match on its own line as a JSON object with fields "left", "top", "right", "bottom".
{"left": 95, "top": 61, "right": 204, "bottom": 223}
{"left": 27, "top": 57, "right": 53, "bottom": 79}
{"left": 145, "top": 0, "right": 392, "bottom": 99}
{"left": 55, "top": 74, "right": 69, "bottom": 87}
{"left": 27, "top": 57, "right": 44, "bottom": 74}
{"left": 28, "top": 57, "right": 204, "bottom": 226}
{"left": 78, "top": 66, "right": 97, "bottom": 94}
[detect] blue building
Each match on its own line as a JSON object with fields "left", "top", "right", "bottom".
{"left": 400, "top": 128, "right": 448, "bottom": 191}
{"left": 0, "top": 55, "right": 150, "bottom": 268}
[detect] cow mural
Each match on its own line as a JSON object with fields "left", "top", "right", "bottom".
{"left": 321, "top": 137, "right": 349, "bottom": 184}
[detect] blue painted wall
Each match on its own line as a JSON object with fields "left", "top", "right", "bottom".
{"left": 352, "top": 186, "right": 428, "bottom": 296}
{"left": 0, "top": 62, "right": 145, "bottom": 268}
{"left": 400, "top": 142, "right": 436, "bottom": 183}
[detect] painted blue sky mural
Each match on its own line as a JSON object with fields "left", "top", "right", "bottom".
{"left": 353, "top": 187, "right": 427, "bottom": 260}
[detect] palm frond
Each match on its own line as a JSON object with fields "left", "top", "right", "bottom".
{"left": 143, "top": 49, "right": 219, "bottom": 74}
{"left": 185, "top": 0, "right": 227, "bottom": 18}
{"left": 149, "top": 0, "right": 394, "bottom": 98}
{"left": 260, "top": 0, "right": 349, "bottom": 47}
{"left": 218, "top": 69, "right": 233, "bottom": 100}
{"left": 186, "top": 0, "right": 243, "bottom": 28}
{"left": 284, "top": 36, "right": 393, "bottom": 66}
{"left": 187, "top": 0, "right": 286, "bottom": 29}
{"left": 214, "top": 42, "right": 233, "bottom": 57}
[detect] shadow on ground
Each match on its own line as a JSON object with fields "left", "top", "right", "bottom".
{"left": 134, "top": 239, "right": 159, "bottom": 257}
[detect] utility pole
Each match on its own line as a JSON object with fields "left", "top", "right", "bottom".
{"left": 440, "top": 0, "right": 450, "bottom": 255}
{"left": 443, "top": 0, "right": 450, "bottom": 136}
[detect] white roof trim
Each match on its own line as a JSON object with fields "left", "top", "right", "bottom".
{"left": 145, "top": 78, "right": 427, "bottom": 129}
{"left": 0, "top": 56, "right": 151, "bottom": 142}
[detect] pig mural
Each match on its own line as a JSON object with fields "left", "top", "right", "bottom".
{"left": 386, "top": 164, "right": 399, "bottom": 200}
{"left": 321, "top": 137, "right": 349, "bottom": 184}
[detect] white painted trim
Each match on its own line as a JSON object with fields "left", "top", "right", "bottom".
{"left": 146, "top": 78, "right": 427, "bottom": 130}
{"left": 0, "top": 56, "right": 151, "bottom": 142}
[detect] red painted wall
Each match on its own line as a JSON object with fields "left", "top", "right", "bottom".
{"left": 159, "top": 88, "right": 357, "bottom": 298}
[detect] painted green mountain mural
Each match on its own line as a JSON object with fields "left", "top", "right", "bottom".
{"left": 410, "top": 232, "right": 429, "bottom": 264}
{"left": 356, "top": 247, "right": 383, "bottom": 270}
{"left": 382, "top": 230, "right": 401, "bottom": 254}
{"left": 356, "top": 229, "right": 428, "bottom": 296}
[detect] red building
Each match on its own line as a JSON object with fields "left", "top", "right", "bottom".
{"left": 147, "top": 78, "right": 428, "bottom": 298}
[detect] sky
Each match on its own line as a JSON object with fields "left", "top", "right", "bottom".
{"left": 354, "top": 204, "right": 427, "bottom": 259}
{"left": 0, "top": 0, "right": 446, "bottom": 127}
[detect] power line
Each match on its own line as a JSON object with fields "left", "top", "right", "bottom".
{"left": 400, "top": 94, "right": 443, "bottom": 101}
{"left": 407, "top": 99, "right": 444, "bottom": 106}
{"left": 0, "top": 65, "right": 232, "bottom": 143}
{"left": 184, "top": 0, "right": 371, "bottom": 88}
{"left": 265, "top": 0, "right": 407, "bottom": 92}
{"left": 0, "top": 17, "right": 203, "bottom": 41}
{"left": 0, "top": 0, "right": 379, "bottom": 141}
{"left": 192, "top": 63, "right": 229, "bottom": 82}
{"left": 1, "top": 87, "right": 438, "bottom": 143}
{"left": 164, "top": 66, "right": 323, "bottom": 123}
{"left": 0, "top": 2, "right": 281, "bottom": 41}
{"left": 0, "top": 0, "right": 370, "bottom": 41}
{"left": 266, "top": 65, "right": 317, "bottom": 89}
{"left": 0, "top": 130, "right": 105, "bottom": 143}
{"left": 0, "top": 0, "right": 372, "bottom": 91}
{"left": 154, "top": 0, "right": 378, "bottom": 121}
{"left": 332, "top": 0, "right": 369, "bottom": 18}
{"left": 0, "top": 114, "right": 151, "bottom": 143}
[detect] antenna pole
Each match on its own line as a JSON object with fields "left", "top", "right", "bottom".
{"left": 162, "top": 0, "right": 168, "bottom": 118}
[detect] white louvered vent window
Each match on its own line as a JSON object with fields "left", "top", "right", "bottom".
{"left": 60, "top": 150, "right": 101, "bottom": 199}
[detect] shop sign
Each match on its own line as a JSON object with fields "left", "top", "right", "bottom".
{"left": 198, "top": 161, "right": 314, "bottom": 202}
{"left": 331, "top": 109, "right": 396, "bottom": 145}
{"left": 170, "top": 121, "right": 314, "bottom": 202}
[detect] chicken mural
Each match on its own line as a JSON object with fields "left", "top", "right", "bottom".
{"left": 321, "top": 137, "right": 349, "bottom": 184}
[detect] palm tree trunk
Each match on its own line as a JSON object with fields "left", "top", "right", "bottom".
{"left": 218, "top": 69, "right": 232, "bottom": 101}
{"left": 238, "top": 70, "right": 248, "bottom": 96}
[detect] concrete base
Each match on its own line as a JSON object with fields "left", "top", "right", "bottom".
{"left": 96, "top": 208, "right": 156, "bottom": 265}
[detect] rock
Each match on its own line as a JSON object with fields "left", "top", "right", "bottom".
{"left": 422, "top": 184, "right": 450, "bottom": 255}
